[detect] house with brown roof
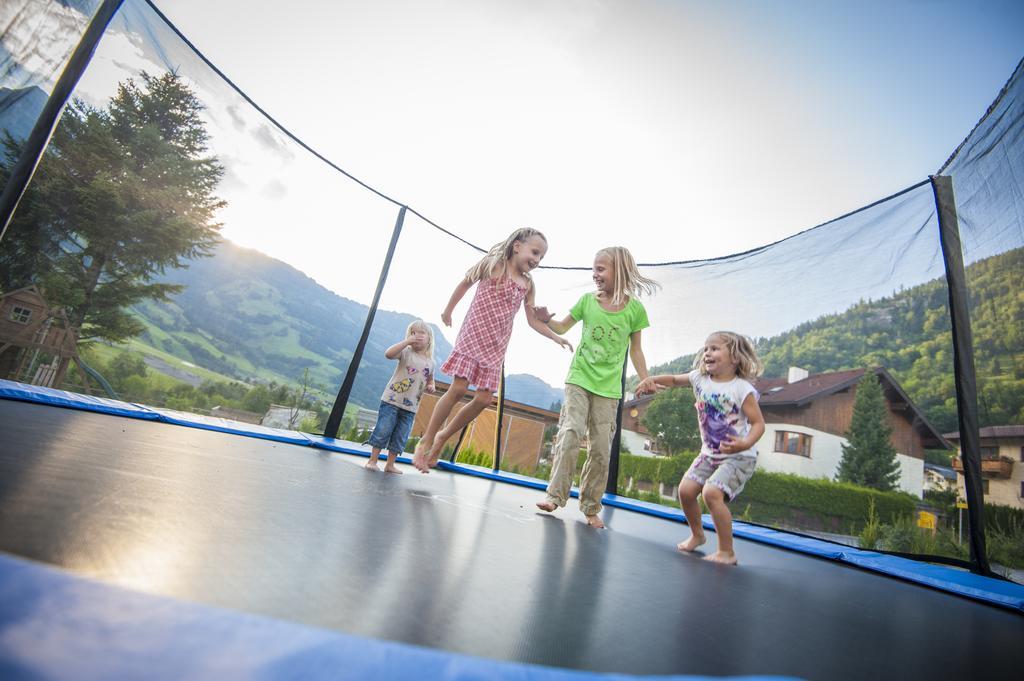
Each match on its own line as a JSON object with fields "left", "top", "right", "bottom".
{"left": 623, "top": 366, "right": 949, "bottom": 498}
{"left": 945, "top": 426, "right": 1023, "bottom": 509}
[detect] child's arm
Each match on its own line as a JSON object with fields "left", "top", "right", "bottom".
{"left": 531, "top": 305, "right": 578, "bottom": 335}
{"left": 635, "top": 372, "right": 691, "bottom": 396}
{"left": 384, "top": 338, "right": 413, "bottom": 360}
{"left": 441, "top": 278, "right": 474, "bottom": 327}
{"left": 628, "top": 330, "right": 649, "bottom": 382}
{"left": 720, "top": 393, "right": 766, "bottom": 454}
{"left": 524, "top": 286, "right": 574, "bottom": 351}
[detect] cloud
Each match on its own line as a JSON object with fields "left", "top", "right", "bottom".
{"left": 252, "top": 123, "right": 295, "bottom": 162}
{"left": 226, "top": 104, "right": 247, "bottom": 132}
{"left": 259, "top": 178, "right": 288, "bottom": 200}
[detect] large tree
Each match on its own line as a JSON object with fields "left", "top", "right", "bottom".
{"left": 640, "top": 387, "right": 701, "bottom": 455}
{"left": 0, "top": 71, "right": 224, "bottom": 343}
{"left": 836, "top": 371, "right": 901, "bottom": 491}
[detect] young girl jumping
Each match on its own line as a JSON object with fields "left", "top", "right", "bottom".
{"left": 534, "top": 246, "right": 659, "bottom": 528}
{"left": 635, "top": 331, "right": 765, "bottom": 565}
{"left": 365, "top": 319, "right": 436, "bottom": 474}
{"left": 413, "top": 228, "right": 572, "bottom": 472}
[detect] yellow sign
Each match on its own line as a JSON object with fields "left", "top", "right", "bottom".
{"left": 917, "top": 510, "right": 937, "bottom": 530}
{"left": 956, "top": 499, "right": 968, "bottom": 509}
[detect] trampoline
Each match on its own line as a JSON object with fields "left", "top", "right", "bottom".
{"left": 1, "top": 391, "right": 1021, "bottom": 680}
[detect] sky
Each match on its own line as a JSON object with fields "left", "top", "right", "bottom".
{"left": 3, "top": 0, "right": 1023, "bottom": 387}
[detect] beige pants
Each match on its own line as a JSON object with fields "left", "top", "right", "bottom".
{"left": 544, "top": 383, "right": 619, "bottom": 516}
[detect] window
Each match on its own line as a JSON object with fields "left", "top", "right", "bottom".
{"left": 980, "top": 446, "right": 999, "bottom": 460}
{"left": 9, "top": 306, "right": 32, "bottom": 324}
{"left": 774, "top": 431, "right": 812, "bottom": 457}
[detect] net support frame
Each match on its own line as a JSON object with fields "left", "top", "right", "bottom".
{"left": 931, "top": 174, "right": 990, "bottom": 575}
{"left": 0, "top": 0, "right": 126, "bottom": 243}
{"left": 493, "top": 367, "right": 506, "bottom": 471}
{"left": 605, "top": 355, "right": 629, "bottom": 495}
{"left": 324, "top": 205, "right": 407, "bottom": 438}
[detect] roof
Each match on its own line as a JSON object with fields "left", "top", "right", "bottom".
{"left": 923, "top": 462, "right": 957, "bottom": 480}
{"left": 943, "top": 425, "right": 1024, "bottom": 441}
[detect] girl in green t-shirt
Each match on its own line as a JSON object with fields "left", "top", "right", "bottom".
{"left": 533, "top": 246, "right": 659, "bottom": 528}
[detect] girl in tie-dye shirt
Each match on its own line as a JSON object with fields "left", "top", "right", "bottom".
{"left": 635, "top": 331, "right": 765, "bottom": 566}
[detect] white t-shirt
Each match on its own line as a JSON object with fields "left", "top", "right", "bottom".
{"left": 381, "top": 346, "right": 434, "bottom": 413}
{"left": 688, "top": 369, "right": 759, "bottom": 459}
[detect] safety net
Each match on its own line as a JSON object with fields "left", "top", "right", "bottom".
{"left": 0, "top": 0, "right": 1021, "bottom": 582}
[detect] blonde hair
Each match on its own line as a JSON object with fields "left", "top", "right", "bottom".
{"left": 596, "top": 246, "right": 660, "bottom": 306}
{"left": 692, "top": 331, "right": 764, "bottom": 380}
{"left": 465, "top": 228, "right": 547, "bottom": 285}
{"left": 406, "top": 318, "right": 435, "bottom": 359}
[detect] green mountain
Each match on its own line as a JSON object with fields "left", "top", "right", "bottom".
{"left": 131, "top": 240, "right": 453, "bottom": 409}
{"left": 647, "top": 247, "right": 1023, "bottom": 434}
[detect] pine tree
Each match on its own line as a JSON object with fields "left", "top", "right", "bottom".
{"left": 836, "top": 371, "right": 901, "bottom": 491}
{"left": 0, "top": 71, "right": 224, "bottom": 343}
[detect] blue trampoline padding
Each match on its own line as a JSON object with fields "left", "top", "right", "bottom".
{"left": 2, "top": 380, "right": 1023, "bottom": 612}
{"left": 0, "top": 552, "right": 800, "bottom": 681}
{"left": 0, "top": 379, "right": 159, "bottom": 419}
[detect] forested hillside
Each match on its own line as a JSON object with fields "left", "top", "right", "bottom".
{"left": 646, "top": 247, "right": 1023, "bottom": 433}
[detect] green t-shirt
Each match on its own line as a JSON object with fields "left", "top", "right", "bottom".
{"left": 564, "top": 293, "right": 649, "bottom": 398}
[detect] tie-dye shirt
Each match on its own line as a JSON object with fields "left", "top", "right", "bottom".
{"left": 381, "top": 346, "right": 434, "bottom": 413}
{"left": 688, "top": 369, "right": 759, "bottom": 460}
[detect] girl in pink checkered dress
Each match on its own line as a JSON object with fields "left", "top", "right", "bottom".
{"left": 413, "top": 228, "right": 573, "bottom": 472}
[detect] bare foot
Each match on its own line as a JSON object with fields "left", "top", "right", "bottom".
{"left": 586, "top": 514, "right": 605, "bottom": 529}
{"left": 383, "top": 465, "right": 403, "bottom": 475}
{"left": 536, "top": 500, "right": 557, "bottom": 512}
{"left": 412, "top": 440, "right": 432, "bottom": 472}
{"left": 704, "top": 550, "right": 738, "bottom": 565}
{"left": 364, "top": 460, "right": 380, "bottom": 471}
{"left": 676, "top": 534, "right": 707, "bottom": 552}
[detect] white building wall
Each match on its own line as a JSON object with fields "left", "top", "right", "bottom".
{"left": 620, "top": 429, "right": 658, "bottom": 458}
{"left": 757, "top": 423, "right": 923, "bottom": 498}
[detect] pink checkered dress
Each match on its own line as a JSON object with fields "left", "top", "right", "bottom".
{"left": 441, "top": 276, "right": 527, "bottom": 392}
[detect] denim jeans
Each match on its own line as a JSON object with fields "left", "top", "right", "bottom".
{"left": 367, "top": 401, "right": 416, "bottom": 453}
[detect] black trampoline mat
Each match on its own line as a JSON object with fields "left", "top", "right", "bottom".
{"left": 0, "top": 399, "right": 1020, "bottom": 680}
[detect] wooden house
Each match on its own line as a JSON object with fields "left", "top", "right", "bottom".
{"left": 0, "top": 286, "right": 78, "bottom": 388}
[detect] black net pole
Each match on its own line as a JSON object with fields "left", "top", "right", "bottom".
{"left": 931, "top": 174, "right": 991, "bottom": 576}
{"left": 0, "top": 0, "right": 125, "bottom": 243}
{"left": 605, "top": 355, "right": 629, "bottom": 495}
{"left": 324, "top": 206, "right": 407, "bottom": 438}
{"left": 492, "top": 366, "right": 506, "bottom": 471}
{"left": 447, "top": 424, "right": 470, "bottom": 463}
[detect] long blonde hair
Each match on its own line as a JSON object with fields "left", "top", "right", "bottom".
{"left": 692, "top": 331, "right": 764, "bottom": 380}
{"left": 596, "top": 246, "right": 660, "bottom": 306}
{"left": 407, "top": 318, "right": 435, "bottom": 359}
{"left": 465, "top": 228, "right": 546, "bottom": 285}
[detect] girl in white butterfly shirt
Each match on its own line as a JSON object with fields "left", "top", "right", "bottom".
{"left": 636, "top": 331, "right": 765, "bottom": 565}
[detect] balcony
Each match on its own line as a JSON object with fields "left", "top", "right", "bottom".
{"left": 952, "top": 456, "right": 1014, "bottom": 479}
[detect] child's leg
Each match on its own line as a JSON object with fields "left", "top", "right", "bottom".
{"left": 365, "top": 446, "right": 383, "bottom": 470}
{"left": 427, "top": 389, "right": 493, "bottom": 464}
{"left": 701, "top": 483, "right": 736, "bottom": 564}
{"left": 701, "top": 456, "right": 756, "bottom": 565}
{"left": 676, "top": 478, "right": 706, "bottom": 551}
{"left": 383, "top": 450, "right": 403, "bottom": 474}
{"left": 537, "top": 385, "right": 587, "bottom": 513}
{"left": 366, "top": 403, "right": 397, "bottom": 470}
{"left": 578, "top": 390, "right": 618, "bottom": 528}
{"left": 385, "top": 409, "right": 415, "bottom": 474}
{"left": 414, "top": 378, "right": 469, "bottom": 468}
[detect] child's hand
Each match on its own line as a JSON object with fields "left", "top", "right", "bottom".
{"left": 532, "top": 305, "right": 554, "bottom": 323}
{"left": 441, "top": 310, "right": 452, "bottom": 327}
{"left": 426, "top": 381, "right": 436, "bottom": 394}
{"left": 719, "top": 436, "right": 747, "bottom": 454}
{"left": 554, "top": 336, "right": 574, "bottom": 352}
{"left": 635, "top": 377, "right": 657, "bottom": 396}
